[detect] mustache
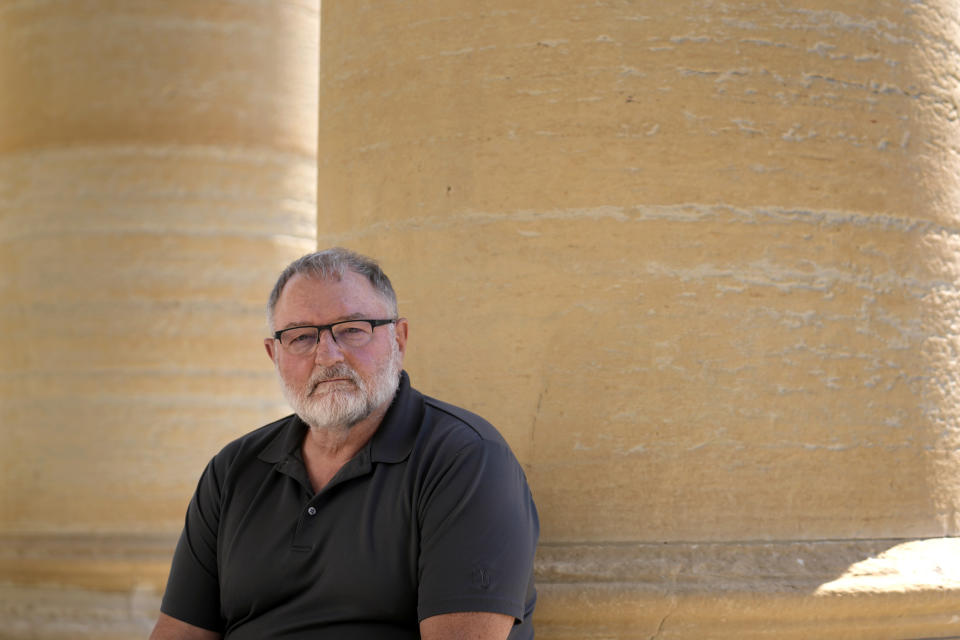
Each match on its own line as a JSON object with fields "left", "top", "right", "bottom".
{"left": 307, "top": 364, "right": 362, "bottom": 393}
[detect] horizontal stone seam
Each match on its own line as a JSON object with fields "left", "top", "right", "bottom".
{"left": 2, "top": 538, "right": 925, "bottom": 550}
{"left": 0, "top": 369, "right": 277, "bottom": 378}
{"left": 537, "top": 536, "right": 933, "bottom": 547}
{"left": 0, "top": 144, "right": 316, "bottom": 165}
{"left": 0, "top": 229, "right": 317, "bottom": 243}
{"left": 532, "top": 579, "right": 960, "bottom": 591}
{"left": 0, "top": 299, "right": 275, "bottom": 313}
{"left": 322, "top": 204, "right": 960, "bottom": 239}
{"left": 1, "top": 535, "right": 945, "bottom": 557}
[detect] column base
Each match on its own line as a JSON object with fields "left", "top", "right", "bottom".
{"left": 2, "top": 534, "right": 960, "bottom": 639}
{"left": 535, "top": 538, "right": 960, "bottom": 639}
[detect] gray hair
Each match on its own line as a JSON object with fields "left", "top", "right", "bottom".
{"left": 266, "top": 247, "right": 398, "bottom": 331}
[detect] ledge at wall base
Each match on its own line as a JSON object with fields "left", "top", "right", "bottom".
{"left": 2, "top": 534, "right": 960, "bottom": 639}
{"left": 535, "top": 538, "right": 960, "bottom": 639}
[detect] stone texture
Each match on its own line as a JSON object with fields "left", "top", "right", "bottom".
{"left": 4, "top": 1, "right": 960, "bottom": 638}
{"left": 0, "top": 0, "right": 318, "bottom": 636}
{"left": 0, "top": 0, "right": 318, "bottom": 535}
{"left": 317, "top": 1, "right": 960, "bottom": 637}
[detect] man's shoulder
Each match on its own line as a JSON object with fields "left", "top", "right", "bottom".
{"left": 418, "top": 393, "right": 509, "bottom": 449}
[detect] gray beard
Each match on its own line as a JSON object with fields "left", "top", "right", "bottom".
{"left": 280, "top": 342, "right": 402, "bottom": 432}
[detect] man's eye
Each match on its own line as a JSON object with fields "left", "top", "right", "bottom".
{"left": 285, "top": 331, "right": 316, "bottom": 345}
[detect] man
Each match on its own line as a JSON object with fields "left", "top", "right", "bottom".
{"left": 150, "top": 248, "right": 539, "bottom": 639}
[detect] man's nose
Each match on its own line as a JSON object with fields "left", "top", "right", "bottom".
{"left": 313, "top": 329, "right": 345, "bottom": 364}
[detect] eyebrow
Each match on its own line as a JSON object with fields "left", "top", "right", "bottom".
{"left": 278, "top": 312, "right": 376, "bottom": 331}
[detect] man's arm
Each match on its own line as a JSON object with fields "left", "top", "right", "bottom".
{"left": 155, "top": 457, "right": 225, "bottom": 635}
{"left": 420, "top": 611, "right": 514, "bottom": 640}
{"left": 149, "top": 613, "right": 222, "bottom": 640}
{"left": 416, "top": 435, "right": 538, "bottom": 637}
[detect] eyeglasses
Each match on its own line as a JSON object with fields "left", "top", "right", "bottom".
{"left": 273, "top": 319, "right": 397, "bottom": 356}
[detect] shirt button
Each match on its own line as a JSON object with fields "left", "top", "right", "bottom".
{"left": 307, "top": 506, "right": 317, "bottom": 516}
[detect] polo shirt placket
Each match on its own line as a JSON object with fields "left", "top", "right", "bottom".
{"left": 281, "top": 448, "right": 374, "bottom": 552}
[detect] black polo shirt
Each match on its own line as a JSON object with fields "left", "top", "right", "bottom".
{"left": 160, "top": 372, "right": 538, "bottom": 639}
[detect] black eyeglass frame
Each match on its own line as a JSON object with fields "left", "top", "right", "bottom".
{"left": 273, "top": 318, "right": 398, "bottom": 349}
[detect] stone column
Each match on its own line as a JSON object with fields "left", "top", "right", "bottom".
{"left": 318, "top": 2, "right": 960, "bottom": 637}
{"left": 0, "top": 1, "right": 318, "bottom": 637}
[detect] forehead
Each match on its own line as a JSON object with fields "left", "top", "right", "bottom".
{"left": 274, "top": 271, "right": 391, "bottom": 323}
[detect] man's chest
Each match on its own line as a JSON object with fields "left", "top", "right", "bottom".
{"left": 216, "top": 462, "right": 421, "bottom": 630}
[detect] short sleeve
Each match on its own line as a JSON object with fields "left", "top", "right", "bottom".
{"left": 159, "top": 458, "right": 225, "bottom": 632}
{"left": 416, "top": 438, "right": 539, "bottom": 624}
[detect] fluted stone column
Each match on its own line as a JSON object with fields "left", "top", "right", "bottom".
{"left": 318, "top": 2, "right": 960, "bottom": 638}
{"left": 0, "top": 2, "right": 318, "bottom": 637}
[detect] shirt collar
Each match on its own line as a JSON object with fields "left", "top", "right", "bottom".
{"left": 258, "top": 370, "right": 422, "bottom": 465}
{"left": 370, "top": 370, "right": 422, "bottom": 463}
{"left": 259, "top": 414, "right": 308, "bottom": 464}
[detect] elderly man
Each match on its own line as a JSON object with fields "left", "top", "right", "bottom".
{"left": 150, "top": 248, "right": 539, "bottom": 639}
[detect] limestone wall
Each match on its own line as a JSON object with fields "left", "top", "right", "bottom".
{"left": 3, "top": 1, "right": 960, "bottom": 638}
{"left": 317, "top": 1, "right": 960, "bottom": 637}
{"left": 0, "top": 1, "right": 318, "bottom": 637}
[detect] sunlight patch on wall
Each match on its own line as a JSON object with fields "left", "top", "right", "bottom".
{"left": 815, "top": 538, "right": 960, "bottom": 595}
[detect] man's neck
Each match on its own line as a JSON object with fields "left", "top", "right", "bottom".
{"left": 299, "top": 405, "right": 388, "bottom": 492}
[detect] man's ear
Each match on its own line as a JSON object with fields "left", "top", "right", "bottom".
{"left": 264, "top": 337, "right": 278, "bottom": 363}
{"left": 394, "top": 318, "right": 409, "bottom": 357}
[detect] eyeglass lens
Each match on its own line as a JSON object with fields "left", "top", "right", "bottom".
{"left": 280, "top": 321, "right": 376, "bottom": 354}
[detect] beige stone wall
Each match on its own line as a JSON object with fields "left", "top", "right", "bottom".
{"left": 318, "top": 1, "right": 960, "bottom": 637}
{"left": 0, "top": 1, "right": 318, "bottom": 637}
{"left": 4, "top": 1, "right": 960, "bottom": 638}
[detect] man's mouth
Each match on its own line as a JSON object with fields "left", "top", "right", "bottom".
{"left": 310, "top": 377, "right": 354, "bottom": 393}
